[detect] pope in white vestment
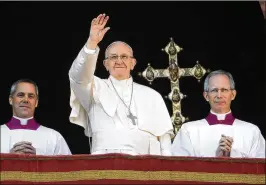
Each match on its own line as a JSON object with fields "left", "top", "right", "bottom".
{"left": 171, "top": 70, "right": 265, "bottom": 158}
{"left": 69, "top": 14, "right": 174, "bottom": 155}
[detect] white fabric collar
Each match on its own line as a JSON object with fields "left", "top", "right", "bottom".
{"left": 108, "top": 75, "right": 133, "bottom": 88}
{"left": 13, "top": 116, "right": 34, "bottom": 125}
{"left": 210, "top": 110, "right": 231, "bottom": 120}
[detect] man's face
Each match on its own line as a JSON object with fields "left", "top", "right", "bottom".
{"left": 104, "top": 43, "right": 136, "bottom": 80}
{"left": 9, "top": 82, "right": 38, "bottom": 118}
{"left": 203, "top": 74, "right": 236, "bottom": 114}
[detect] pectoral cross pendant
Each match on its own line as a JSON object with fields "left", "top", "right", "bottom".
{"left": 127, "top": 111, "right": 137, "bottom": 125}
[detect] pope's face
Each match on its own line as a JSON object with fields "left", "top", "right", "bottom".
{"left": 104, "top": 43, "right": 136, "bottom": 80}
{"left": 9, "top": 82, "right": 38, "bottom": 118}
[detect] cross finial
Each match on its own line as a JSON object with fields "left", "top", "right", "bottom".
{"left": 139, "top": 38, "right": 209, "bottom": 134}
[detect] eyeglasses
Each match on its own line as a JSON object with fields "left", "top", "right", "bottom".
{"left": 208, "top": 88, "right": 232, "bottom": 95}
{"left": 105, "top": 54, "right": 134, "bottom": 62}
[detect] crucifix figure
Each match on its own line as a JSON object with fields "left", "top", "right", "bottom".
{"left": 127, "top": 111, "right": 137, "bottom": 125}
{"left": 139, "top": 38, "right": 210, "bottom": 134}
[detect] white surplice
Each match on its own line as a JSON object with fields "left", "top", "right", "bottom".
{"left": 1, "top": 117, "right": 72, "bottom": 155}
{"left": 69, "top": 45, "right": 174, "bottom": 155}
{"left": 171, "top": 111, "right": 265, "bottom": 158}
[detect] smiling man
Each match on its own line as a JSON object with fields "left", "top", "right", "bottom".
{"left": 0, "top": 79, "right": 71, "bottom": 155}
{"left": 171, "top": 70, "right": 265, "bottom": 158}
{"left": 69, "top": 14, "right": 174, "bottom": 155}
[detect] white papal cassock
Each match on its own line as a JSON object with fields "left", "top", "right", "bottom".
{"left": 1, "top": 116, "right": 72, "bottom": 155}
{"left": 171, "top": 111, "right": 265, "bottom": 158}
{"left": 69, "top": 45, "right": 174, "bottom": 155}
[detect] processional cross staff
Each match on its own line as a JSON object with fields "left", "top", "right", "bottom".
{"left": 139, "top": 38, "right": 210, "bottom": 135}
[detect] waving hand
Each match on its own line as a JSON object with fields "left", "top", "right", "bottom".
{"left": 87, "top": 13, "right": 110, "bottom": 49}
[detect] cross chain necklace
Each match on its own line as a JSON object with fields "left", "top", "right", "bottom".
{"left": 109, "top": 78, "right": 137, "bottom": 125}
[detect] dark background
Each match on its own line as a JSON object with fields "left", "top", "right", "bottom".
{"left": 0, "top": 2, "right": 265, "bottom": 154}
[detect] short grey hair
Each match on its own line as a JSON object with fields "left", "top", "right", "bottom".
{"left": 203, "top": 70, "right": 235, "bottom": 92}
{"left": 10, "top": 79, "right": 39, "bottom": 99}
{"left": 104, "top": 41, "right": 134, "bottom": 59}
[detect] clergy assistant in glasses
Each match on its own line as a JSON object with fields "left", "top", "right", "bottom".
{"left": 0, "top": 79, "right": 71, "bottom": 155}
{"left": 171, "top": 70, "right": 265, "bottom": 158}
{"left": 69, "top": 13, "right": 174, "bottom": 155}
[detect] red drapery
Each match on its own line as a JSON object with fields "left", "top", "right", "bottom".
{"left": 0, "top": 153, "right": 265, "bottom": 184}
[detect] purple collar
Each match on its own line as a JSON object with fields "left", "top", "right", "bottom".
{"left": 6, "top": 117, "right": 40, "bottom": 130}
{"left": 205, "top": 112, "right": 235, "bottom": 125}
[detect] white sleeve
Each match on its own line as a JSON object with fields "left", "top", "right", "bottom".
{"left": 69, "top": 44, "right": 99, "bottom": 111}
{"left": 68, "top": 44, "right": 100, "bottom": 136}
{"left": 159, "top": 133, "right": 172, "bottom": 156}
{"left": 248, "top": 127, "right": 265, "bottom": 158}
{"left": 171, "top": 125, "right": 196, "bottom": 156}
{"left": 54, "top": 134, "right": 72, "bottom": 155}
{"left": 69, "top": 44, "right": 99, "bottom": 84}
{"left": 84, "top": 46, "right": 97, "bottom": 54}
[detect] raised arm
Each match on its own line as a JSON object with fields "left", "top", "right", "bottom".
{"left": 69, "top": 14, "right": 110, "bottom": 111}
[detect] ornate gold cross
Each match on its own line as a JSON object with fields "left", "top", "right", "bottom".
{"left": 139, "top": 38, "right": 209, "bottom": 134}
